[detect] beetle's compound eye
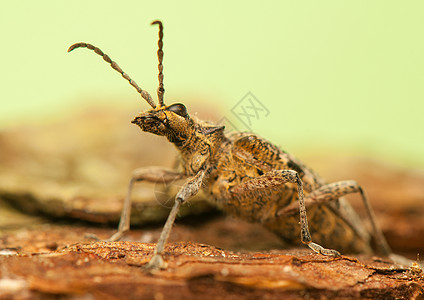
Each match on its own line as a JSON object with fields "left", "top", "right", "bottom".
{"left": 166, "top": 103, "right": 188, "bottom": 118}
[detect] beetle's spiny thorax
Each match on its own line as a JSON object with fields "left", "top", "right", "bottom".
{"left": 177, "top": 120, "right": 227, "bottom": 175}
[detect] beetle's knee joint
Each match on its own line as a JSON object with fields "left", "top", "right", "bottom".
{"left": 176, "top": 196, "right": 185, "bottom": 204}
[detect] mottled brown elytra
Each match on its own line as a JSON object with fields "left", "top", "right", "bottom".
{"left": 68, "top": 20, "right": 391, "bottom": 270}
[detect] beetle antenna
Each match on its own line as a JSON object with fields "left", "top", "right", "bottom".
{"left": 68, "top": 43, "right": 156, "bottom": 108}
{"left": 151, "top": 20, "right": 164, "bottom": 106}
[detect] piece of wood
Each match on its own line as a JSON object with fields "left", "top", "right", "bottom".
{"left": 0, "top": 236, "right": 422, "bottom": 299}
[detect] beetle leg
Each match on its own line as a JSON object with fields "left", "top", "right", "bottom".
{"left": 144, "top": 169, "right": 207, "bottom": 270}
{"left": 231, "top": 170, "right": 340, "bottom": 257}
{"left": 278, "top": 180, "right": 391, "bottom": 256}
{"left": 107, "top": 167, "right": 183, "bottom": 242}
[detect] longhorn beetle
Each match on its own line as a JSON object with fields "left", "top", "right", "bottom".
{"left": 68, "top": 20, "right": 392, "bottom": 270}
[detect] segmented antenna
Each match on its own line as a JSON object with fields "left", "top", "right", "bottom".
{"left": 67, "top": 42, "right": 156, "bottom": 108}
{"left": 151, "top": 20, "right": 165, "bottom": 106}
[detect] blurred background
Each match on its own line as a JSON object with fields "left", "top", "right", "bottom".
{"left": 1, "top": 0, "right": 423, "bottom": 168}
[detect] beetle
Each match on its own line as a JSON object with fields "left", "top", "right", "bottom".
{"left": 68, "top": 20, "right": 391, "bottom": 270}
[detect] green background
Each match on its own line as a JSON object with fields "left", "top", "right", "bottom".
{"left": 1, "top": 1, "right": 423, "bottom": 167}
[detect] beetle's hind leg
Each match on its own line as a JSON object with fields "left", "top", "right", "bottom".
{"left": 230, "top": 170, "right": 341, "bottom": 257}
{"left": 278, "top": 180, "right": 391, "bottom": 256}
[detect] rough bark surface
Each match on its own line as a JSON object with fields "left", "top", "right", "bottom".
{"left": 0, "top": 235, "right": 423, "bottom": 299}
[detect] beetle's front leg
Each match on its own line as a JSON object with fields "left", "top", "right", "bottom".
{"left": 231, "top": 170, "right": 340, "bottom": 257}
{"left": 107, "top": 167, "right": 184, "bottom": 242}
{"left": 144, "top": 169, "right": 207, "bottom": 270}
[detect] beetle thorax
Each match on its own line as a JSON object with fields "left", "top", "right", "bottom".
{"left": 177, "top": 120, "right": 227, "bottom": 175}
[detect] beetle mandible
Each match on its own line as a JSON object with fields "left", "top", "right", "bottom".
{"left": 68, "top": 20, "right": 391, "bottom": 270}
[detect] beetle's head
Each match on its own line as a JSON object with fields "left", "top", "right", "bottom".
{"left": 132, "top": 103, "right": 193, "bottom": 144}
{"left": 68, "top": 21, "right": 197, "bottom": 145}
